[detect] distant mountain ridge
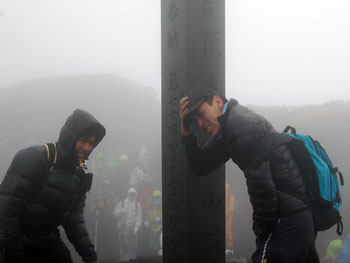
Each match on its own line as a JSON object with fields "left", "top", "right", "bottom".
{"left": 1, "top": 74, "right": 348, "bottom": 170}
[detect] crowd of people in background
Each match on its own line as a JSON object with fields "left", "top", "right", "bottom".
{"left": 85, "top": 146, "right": 163, "bottom": 262}
{"left": 84, "top": 145, "right": 238, "bottom": 262}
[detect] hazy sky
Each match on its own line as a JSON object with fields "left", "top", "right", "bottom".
{"left": 0, "top": 0, "right": 349, "bottom": 105}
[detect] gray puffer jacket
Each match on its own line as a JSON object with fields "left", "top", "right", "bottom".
{"left": 0, "top": 109, "right": 105, "bottom": 256}
{"left": 182, "top": 99, "right": 308, "bottom": 238}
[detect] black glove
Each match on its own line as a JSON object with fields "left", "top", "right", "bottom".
{"left": 79, "top": 246, "right": 97, "bottom": 263}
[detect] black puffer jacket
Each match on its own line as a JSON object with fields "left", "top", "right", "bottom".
{"left": 0, "top": 109, "right": 105, "bottom": 256}
{"left": 182, "top": 99, "right": 308, "bottom": 238}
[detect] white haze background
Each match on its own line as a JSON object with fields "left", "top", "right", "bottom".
{"left": 0, "top": 0, "right": 349, "bottom": 105}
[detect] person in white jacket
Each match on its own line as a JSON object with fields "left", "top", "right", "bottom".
{"left": 114, "top": 187, "right": 142, "bottom": 262}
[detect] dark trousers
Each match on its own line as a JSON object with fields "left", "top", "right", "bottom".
{"left": 4, "top": 229, "right": 73, "bottom": 263}
{"left": 252, "top": 209, "right": 319, "bottom": 263}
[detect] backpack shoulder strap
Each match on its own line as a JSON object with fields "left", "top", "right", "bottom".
{"left": 282, "top": 125, "right": 297, "bottom": 136}
{"left": 44, "top": 143, "right": 57, "bottom": 173}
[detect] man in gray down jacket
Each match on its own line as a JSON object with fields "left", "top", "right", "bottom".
{"left": 179, "top": 88, "right": 319, "bottom": 263}
{"left": 0, "top": 109, "right": 106, "bottom": 263}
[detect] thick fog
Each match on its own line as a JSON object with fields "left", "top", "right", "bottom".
{"left": 1, "top": 1, "right": 350, "bottom": 262}
{"left": 1, "top": 0, "right": 350, "bottom": 105}
{"left": 226, "top": 0, "right": 350, "bottom": 105}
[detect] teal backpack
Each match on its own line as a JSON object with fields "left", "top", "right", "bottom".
{"left": 282, "top": 126, "right": 344, "bottom": 235}
{"left": 248, "top": 126, "right": 344, "bottom": 235}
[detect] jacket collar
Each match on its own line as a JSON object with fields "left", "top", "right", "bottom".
{"left": 217, "top": 98, "right": 238, "bottom": 124}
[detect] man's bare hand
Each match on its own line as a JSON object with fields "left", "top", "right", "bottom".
{"left": 179, "top": 97, "right": 192, "bottom": 136}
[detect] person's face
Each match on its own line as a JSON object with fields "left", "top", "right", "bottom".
{"left": 75, "top": 135, "right": 96, "bottom": 162}
{"left": 192, "top": 95, "right": 224, "bottom": 136}
{"left": 128, "top": 193, "right": 137, "bottom": 201}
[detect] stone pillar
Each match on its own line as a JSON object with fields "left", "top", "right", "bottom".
{"left": 161, "top": 1, "right": 225, "bottom": 263}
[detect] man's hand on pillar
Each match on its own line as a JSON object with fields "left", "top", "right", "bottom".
{"left": 179, "top": 96, "right": 193, "bottom": 136}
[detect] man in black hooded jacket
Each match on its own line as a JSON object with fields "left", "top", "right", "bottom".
{"left": 0, "top": 109, "right": 106, "bottom": 263}
{"left": 179, "top": 88, "right": 319, "bottom": 263}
